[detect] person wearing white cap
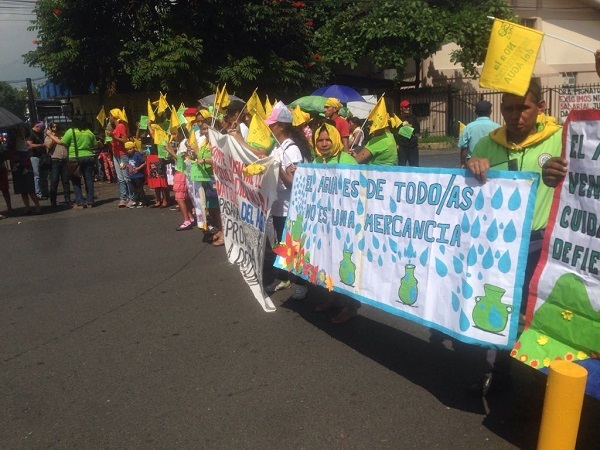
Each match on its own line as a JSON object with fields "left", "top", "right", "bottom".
{"left": 264, "top": 104, "right": 312, "bottom": 299}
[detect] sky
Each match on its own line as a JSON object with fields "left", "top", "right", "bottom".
{"left": 0, "top": 4, "right": 46, "bottom": 87}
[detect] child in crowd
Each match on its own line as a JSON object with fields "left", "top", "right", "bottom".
{"left": 165, "top": 129, "right": 195, "bottom": 230}
{"left": 126, "top": 141, "right": 147, "bottom": 207}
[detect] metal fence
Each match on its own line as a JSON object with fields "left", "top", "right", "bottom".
{"left": 397, "top": 83, "right": 600, "bottom": 137}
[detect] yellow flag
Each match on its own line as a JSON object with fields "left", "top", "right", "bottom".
{"left": 292, "top": 105, "right": 310, "bottom": 126}
{"left": 147, "top": 99, "right": 155, "bottom": 122}
{"left": 247, "top": 90, "right": 266, "bottom": 119}
{"left": 264, "top": 95, "right": 273, "bottom": 117}
{"left": 151, "top": 124, "right": 168, "bottom": 145}
{"left": 96, "top": 106, "right": 106, "bottom": 126}
{"left": 216, "top": 85, "right": 231, "bottom": 112}
{"left": 157, "top": 93, "right": 168, "bottom": 114}
{"left": 187, "top": 127, "right": 198, "bottom": 151}
{"left": 389, "top": 113, "right": 402, "bottom": 129}
{"left": 121, "top": 107, "right": 128, "bottom": 125}
{"left": 169, "top": 106, "right": 182, "bottom": 133}
{"left": 367, "top": 96, "right": 389, "bottom": 134}
{"left": 458, "top": 121, "right": 466, "bottom": 140}
{"left": 479, "top": 19, "right": 544, "bottom": 96}
{"left": 246, "top": 114, "right": 272, "bottom": 150}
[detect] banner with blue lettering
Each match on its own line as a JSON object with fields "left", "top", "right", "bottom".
{"left": 514, "top": 110, "right": 600, "bottom": 398}
{"left": 275, "top": 164, "right": 539, "bottom": 348}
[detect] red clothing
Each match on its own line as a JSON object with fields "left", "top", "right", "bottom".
{"left": 333, "top": 115, "right": 350, "bottom": 139}
{"left": 111, "top": 122, "right": 128, "bottom": 158}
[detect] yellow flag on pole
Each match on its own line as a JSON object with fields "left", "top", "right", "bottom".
{"left": 246, "top": 114, "right": 272, "bottom": 151}
{"left": 96, "top": 106, "right": 106, "bottom": 126}
{"left": 151, "top": 124, "right": 168, "bottom": 145}
{"left": 216, "top": 85, "right": 231, "bottom": 111}
{"left": 292, "top": 105, "right": 310, "bottom": 126}
{"left": 389, "top": 113, "right": 402, "bottom": 129}
{"left": 367, "top": 96, "right": 389, "bottom": 134}
{"left": 147, "top": 99, "right": 155, "bottom": 122}
{"left": 247, "top": 90, "right": 266, "bottom": 119}
{"left": 187, "top": 126, "right": 198, "bottom": 151}
{"left": 169, "top": 106, "right": 182, "bottom": 133}
{"left": 264, "top": 96, "right": 273, "bottom": 117}
{"left": 479, "top": 18, "right": 544, "bottom": 96}
{"left": 156, "top": 93, "right": 168, "bottom": 114}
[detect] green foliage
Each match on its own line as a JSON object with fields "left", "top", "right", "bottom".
{"left": 0, "top": 82, "right": 27, "bottom": 117}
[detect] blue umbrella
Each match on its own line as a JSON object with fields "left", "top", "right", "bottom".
{"left": 311, "top": 85, "right": 366, "bottom": 103}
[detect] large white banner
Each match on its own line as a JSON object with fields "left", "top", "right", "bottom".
{"left": 275, "top": 165, "right": 539, "bottom": 348}
{"left": 209, "top": 129, "right": 279, "bottom": 312}
{"left": 514, "top": 110, "right": 600, "bottom": 398}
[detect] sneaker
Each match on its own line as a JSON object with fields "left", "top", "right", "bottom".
{"left": 135, "top": 202, "right": 145, "bottom": 208}
{"left": 126, "top": 200, "right": 136, "bottom": 208}
{"left": 291, "top": 285, "right": 308, "bottom": 300}
{"left": 265, "top": 279, "right": 291, "bottom": 294}
{"left": 118, "top": 199, "right": 127, "bottom": 208}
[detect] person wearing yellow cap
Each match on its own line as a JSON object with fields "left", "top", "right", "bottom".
{"left": 324, "top": 97, "right": 350, "bottom": 152}
{"left": 109, "top": 108, "right": 135, "bottom": 208}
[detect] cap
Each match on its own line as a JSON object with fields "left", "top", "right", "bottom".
{"left": 125, "top": 141, "right": 136, "bottom": 150}
{"left": 400, "top": 100, "right": 410, "bottom": 108}
{"left": 324, "top": 98, "right": 342, "bottom": 110}
{"left": 265, "top": 107, "right": 293, "bottom": 125}
{"left": 475, "top": 100, "right": 492, "bottom": 115}
{"left": 183, "top": 107, "right": 197, "bottom": 117}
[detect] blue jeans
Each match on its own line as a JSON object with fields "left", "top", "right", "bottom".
{"left": 113, "top": 154, "right": 134, "bottom": 202}
{"left": 72, "top": 157, "right": 95, "bottom": 206}
{"left": 50, "top": 158, "right": 71, "bottom": 205}
{"left": 30, "top": 156, "right": 50, "bottom": 198}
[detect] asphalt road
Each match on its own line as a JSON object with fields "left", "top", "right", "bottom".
{"left": 1, "top": 149, "right": 599, "bottom": 449}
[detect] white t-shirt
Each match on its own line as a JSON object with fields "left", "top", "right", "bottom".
{"left": 271, "top": 138, "right": 302, "bottom": 217}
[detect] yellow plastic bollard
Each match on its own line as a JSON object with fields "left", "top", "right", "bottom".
{"left": 537, "top": 360, "right": 588, "bottom": 450}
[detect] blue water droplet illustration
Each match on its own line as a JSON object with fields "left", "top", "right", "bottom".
{"left": 378, "top": 255, "right": 383, "bottom": 266}
{"left": 346, "top": 233, "right": 350, "bottom": 244}
{"left": 499, "top": 250, "right": 511, "bottom": 273}
{"left": 508, "top": 188, "right": 521, "bottom": 211}
{"left": 462, "top": 278, "right": 473, "bottom": 298}
{"left": 460, "top": 253, "right": 464, "bottom": 261}
{"left": 357, "top": 199, "right": 364, "bottom": 215}
{"left": 471, "top": 217, "right": 481, "bottom": 238}
{"left": 475, "top": 191, "right": 485, "bottom": 210}
{"left": 306, "top": 237, "right": 311, "bottom": 248}
{"left": 461, "top": 214, "right": 470, "bottom": 233}
{"left": 477, "top": 272, "right": 483, "bottom": 280}
{"left": 388, "top": 238, "right": 398, "bottom": 253}
{"left": 382, "top": 244, "right": 387, "bottom": 253}
{"left": 453, "top": 255, "right": 463, "bottom": 274}
{"left": 317, "top": 239, "right": 322, "bottom": 249}
{"left": 491, "top": 187, "right": 503, "bottom": 209}
{"left": 372, "top": 235, "right": 380, "bottom": 249}
{"left": 389, "top": 196, "right": 397, "bottom": 213}
{"left": 419, "top": 247, "right": 429, "bottom": 266}
{"left": 311, "top": 190, "right": 317, "bottom": 203}
{"left": 503, "top": 220, "right": 517, "bottom": 243}
{"left": 459, "top": 309, "right": 471, "bottom": 331}
{"left": 312, "top": 223, "right": 318, "bottom": 234}
{"left": 482, "top": 248, "right": 494, "bottom": 269}
{"left": 358, "top": 237, "right": 365, "bottom": 251}
{"left": 452, "top": 292, "right": 460, "bottom": 311}
{"left": 478, "top": 244, "right": 484, "bottom": 255}
{"left": 467, "top": 245, "right": 478, "bottom": 266}
{"left": 392, "top": 255, "right": 397, "bottom": 263}
{"left": 435, "top": 258, "right": 448, "bottom": 277}
{"left": 335, "top": 227, "right": 341, "bottom": 240}
{"left": 404, "top": 241, "right": 417, "bottom": 258}
{"left": 367, "top": 249, "right": 373, "bottom": 262}
{"left": 355, "top": 223, "right": 362, "bottom": 234}
{"left": 440, "top": 245, "right": 446, "bottom": 255}
{"left": 486, "top": 219, "right": 498, "bottom": 242}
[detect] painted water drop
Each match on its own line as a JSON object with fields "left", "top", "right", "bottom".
{"left": 367, "top": 249, "right": 374, "bottom": 262}
{"left": 482, "top": 248, "right": 494, "bottom": 269}
{"left": 451, "top": 292, "right": 460, "bottom": 312}
{"left": 503, "top": 220, "right": 517, "bottom": 243}
{"left": 357, "top": 198, "right": 364, "bottom": 215}
{"left": 471, "top": 216, "right": 481, "bottom": 238}
{"left": 462, "top": 278, "right": 473, "bottom": 298}
{"left": 404, "top": 241, "right": 417, "bottom": 259}
{"left": 478, "top": 244, "right": 484, "bottom": 255}
{"left": 372, "top": 235, "right": 380, "bottom": 249}
{"left": 435, "top": 258, "right": 448, "bottom": 277}
{"left": 317, "top": 239, "right": 322, "bottom": 249}
{"left": 335, "top": 227, "right": 341, "bottom": 240}
{"left": 359, "top": 172, "right": 368, "bottom": 188}
{"left": 486, "top": 219, "right": 499, "bottom": 242}
{"left": 498, "top": 250, "right": 511, "bottom": 273}
{"left": 419, "top": 247, "right": 429, "bottom": 266}
{"left": 491, "top": 187, "right": 504, "bottom": 209}
{"left": 508, "top": 188, "right": 521, "bottom": 211}
{"left": 392, "top": 255, "right": 397, "bottom": 263}
{"left": 358, "top": 237, "right": 365, "bottom": 251}
{"left": 388, "top": 238, "right": 398, "bottom": 253}
{"left": 389, "top": 196, "right": 397, "bottom": 213}
{"left": 355, "top": 223, "right": 362, "bottom": 234}
{"left": 461, "top": 214, "right": 470, "bottom": 233}
{"left": 453, "top": 255, "right": 463, "bottom": 274}
{"left": 474, "top": 191, "right": 485, "bottom": 211}
{"left": 378, "top": 255, "right": 384, "bottom": 267}
{"left": 467, "top": 245, "right": 478, "bottom": 266}
{"left": 478, "top": 272, "right": 483, "bottom": 280}
{"left": 459, "top": 309, "right": 471, "bottom": 331}
{"left": 440, "top": 245, "right": 446, "bottom": 255}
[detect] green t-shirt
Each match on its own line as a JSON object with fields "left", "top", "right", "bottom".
{"left": 62, "top": 128, "right": 96, "bottom": 159}
{"left": 471, "top": 128, "right": 562, "bottom": 231}
{"left": 314, "top": 151, "right": 357, "bottom": 165}
{"left": 365, "top": 132, "right": 398, "bottom": 166}
{"left": 197, "top": 145, "right": 214, "bottom": 178}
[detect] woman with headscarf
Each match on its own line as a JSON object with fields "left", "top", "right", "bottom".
{"left": 323, "top": 97, "right": 350, "bottom": 152}
{"left": 311, "top": 124, "right": 361, "bottom": 323}
{"left": 109, "top": 108, "right": 135, "bottom": 208}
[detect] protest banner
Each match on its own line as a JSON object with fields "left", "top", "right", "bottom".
{"left": 513, "top": 110, "right": 600, "bottom": 398}
{"left": 208, "top": 129, "right": 279, "bottom": 312}
{"left": 274, "top": 165, "right": 538, "bottom": 348}
{"left": 558, "top": 87, "right": 600, "bottom": 123}
{"left": 479, "top": 18, "right": 544, "bottom": 97}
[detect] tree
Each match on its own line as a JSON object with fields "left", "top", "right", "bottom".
{"left": 24, "top": 0, "right": 329, "bottom": 102}
{"left": 311, "top": 0, "right": 516, "bottom": 83}
{"left": 0, "top": 82, "right": 27, "bottom": 118}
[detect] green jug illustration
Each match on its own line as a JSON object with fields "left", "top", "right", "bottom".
{"left": 398, "top": 264, "right": 418, "bottom": 305}
{"left": 339, "top": 250, "right": 356, "bottom": 286}
{"left": 472, "top": 284, "right": 513, "bottom": 333}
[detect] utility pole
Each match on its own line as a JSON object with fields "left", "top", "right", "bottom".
{"left": 26, "top": 78, "right": 37, "bottom": 123}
